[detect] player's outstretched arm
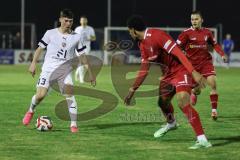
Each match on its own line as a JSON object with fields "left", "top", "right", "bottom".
{"left": 29, "top": 47, "right": 44, "bottom": 77}
{"left": 124, "top": 60, "right": 150, "bottom": 106}
{"left": 209, "top": 31, "right": 228, "bottom": 63}
{"left": 213, "top": 44, "right": 228, "bottom": 63}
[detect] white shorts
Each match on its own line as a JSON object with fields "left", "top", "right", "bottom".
{"left": 37, "top": 70, "right": 73, "bottom": 94}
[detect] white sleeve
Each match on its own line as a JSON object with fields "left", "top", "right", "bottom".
{"left": 76, "top": 37, "right": 87, "bottom": 56}
{"left": 90, "top": 27, "right": 95, "bottom": 37}
{"left": 38, "top": 30, "right": 50, "bottom": 48}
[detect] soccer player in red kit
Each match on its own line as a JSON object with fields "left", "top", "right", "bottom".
{"left": 177, "top": 11, "right": 227, "bottom": 120}
{"left": 124, "top": 15, "right": 212, "bottom": 149}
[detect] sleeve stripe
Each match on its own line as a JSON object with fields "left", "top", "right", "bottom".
{"left": 168, "top": 43, "right": 176, "bottom": 53}
{"left": 39, "top": 40, "right": 48, "bottom": 46}
{"left": 163, "top": 40, "right": 172, "bottom": 50}
{"left": 77, "top": 46, "right": 86, "bottom": 52}
{"left": 176, "top": 39, "right": 181, "bottom": 45}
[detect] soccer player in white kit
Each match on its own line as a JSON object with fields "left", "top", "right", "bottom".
{"left": 22, "top": 9, "right": 96, "bottom": 133}
{"left": 74, "top": 16, "right": 96, "bottom": 83}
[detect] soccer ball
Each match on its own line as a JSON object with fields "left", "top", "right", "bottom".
{"left": 35, "top": 116, "right": 53, "bottom": 131}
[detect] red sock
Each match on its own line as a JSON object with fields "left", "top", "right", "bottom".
{"left": 210, "top": 94, "right": 218, "bottom": 109}
{"left": 160, "top": 103, "right": 175, "bottom": 123}
{"left": 182, "top": 104, "right": 204, "bottom": 136}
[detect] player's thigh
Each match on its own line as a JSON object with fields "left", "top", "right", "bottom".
{"left": 175, "top": 91, "right": 190, "bottom": 108}
{"left": 174, "top": 71, "right": 192, "bottom": 108}
{"left": 36, "top": 71, "right": 51, "bottom": 99}
{"left": 158, "top": 81, "right": 175, "bottom": 107}
{"left": 37, "top": 71, "right": 51, "bottom": 89}
{"left": 206, "top": 75, "right": 217, "bottom": 89}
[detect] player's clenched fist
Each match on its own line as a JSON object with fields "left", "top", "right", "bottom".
{"left": 222, "top": 55, "right": 228, "bottom": 63}
{"left": 28, "top": 62, "right": 36, "bottom": 77}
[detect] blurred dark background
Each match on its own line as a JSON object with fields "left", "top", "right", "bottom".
{"left": 0, "top": 0, "right": 238, "bottom": 50}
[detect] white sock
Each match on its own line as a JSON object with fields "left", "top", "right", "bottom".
{"left": 78, "top": 65, "right": 85, "bottom": 83}
{"left": 167, "top": 119, "right": 176, "bottom": 127}
{"left": 197, "top": 134, "right": 208, "bottom": 142}
{"left": 212, "top": 109, "right": 217, "bottom": 113}
{"left": 66, "top": 96, "right": 78, "bottom": 127}
{"left": 75, "top": 68, "right": 79, "bottom": 81}
{"left": 28, "top": 95, "right": 38, "bottom": 112}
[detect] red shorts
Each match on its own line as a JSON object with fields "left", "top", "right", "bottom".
{"left": 159, "top": 67, "right": 192, "bottom": 97}
{"left": 193, "top": 61, "right": 216, "bottom": 78}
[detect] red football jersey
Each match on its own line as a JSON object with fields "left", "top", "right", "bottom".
{"left": 177, "top": 27, "right": 217, "bottom": 65}
{"left": 139, "top": 28, "right": 182, "bottom": 75}
{"left": 132, "top": 28, "right": 195, "bottom": 90}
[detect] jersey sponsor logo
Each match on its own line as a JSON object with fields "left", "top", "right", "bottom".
{"left": 57, "top": 49, "right": 67, "bottom": 58}
{"left": 189, "top": 44, "right": 207, "bottom": 49}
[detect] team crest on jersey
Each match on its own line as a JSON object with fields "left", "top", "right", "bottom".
{"left": 204, "top": 36, "right": 208, "bottom": 41}
{"left": 150, "top": 47, "right": 153, "bottom": 52}
{"left": 62, "top": 42, "right": 66, "bottom": 48}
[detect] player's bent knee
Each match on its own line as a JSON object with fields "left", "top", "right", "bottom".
{"left": 63, "top": 84, "right": 74, "bottom": 95}
{"left": 176, "top": 92, "right": 190, "bottom": 108}
{"left": 158, "top": 97, "right": 170, "bottom": 108}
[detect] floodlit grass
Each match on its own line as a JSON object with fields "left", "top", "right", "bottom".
{"left": 0, "top": 65, "right": 239, "bottom": 160}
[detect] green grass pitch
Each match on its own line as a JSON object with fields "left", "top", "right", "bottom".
{"left": 0, "top": 65, "right": 239, "bottom": 160}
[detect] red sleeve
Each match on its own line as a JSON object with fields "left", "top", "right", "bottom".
{"left": 131, "top": 44, "right": 150, "bottom": 90}
{"left": 176, "top": 32, "right": 188, "bottom": 49}
{"left": 207, "top": 30, "right": 217, "bottom": 45}
{"left": 213, "top": 44, "right": 225, "bottom": 57}
{"left": 132, "top": 59, "right": 150, "bottom": 90}
{"left": 171, "top": 46, "right": 194, "bottom": 73}
{"left": 157, "top": 31, "right": 177, "bottom": 53}
{"left": 208, "top": 30, "right": 225, "bottom": 57}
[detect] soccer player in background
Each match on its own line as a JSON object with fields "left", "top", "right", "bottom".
{"left": 22, "top": 9, "right": 96, "bottom": 133}
{"left": 177, "top": 11, "right": 227, "bottom": 120}
{"left": 75, "top": 16, "right": 96, "bottom": 83}
{"left": 222, "top": 33, "right": 234, "bottom": 68}
{"left": 124, "top": 15, "right": 212, "bottom": 149}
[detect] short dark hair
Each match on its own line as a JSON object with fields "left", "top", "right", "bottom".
{"left": 80, "top": 15, "right": 87, "bottom": 19}
{"left": 191, "top": 10, "right": 203, "bottom": 18}
{"left": 60, "top": 9, "right": 74, "bottom": 19}
{"left": 127, "top": 15, "right": 146, "bottom": 31}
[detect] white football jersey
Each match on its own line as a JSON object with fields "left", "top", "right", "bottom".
{"left": 74, "top": 25, "right": 95, "bottom": 52}
{"left": 38, "top": 28, "right": 86, "bottom": 72}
